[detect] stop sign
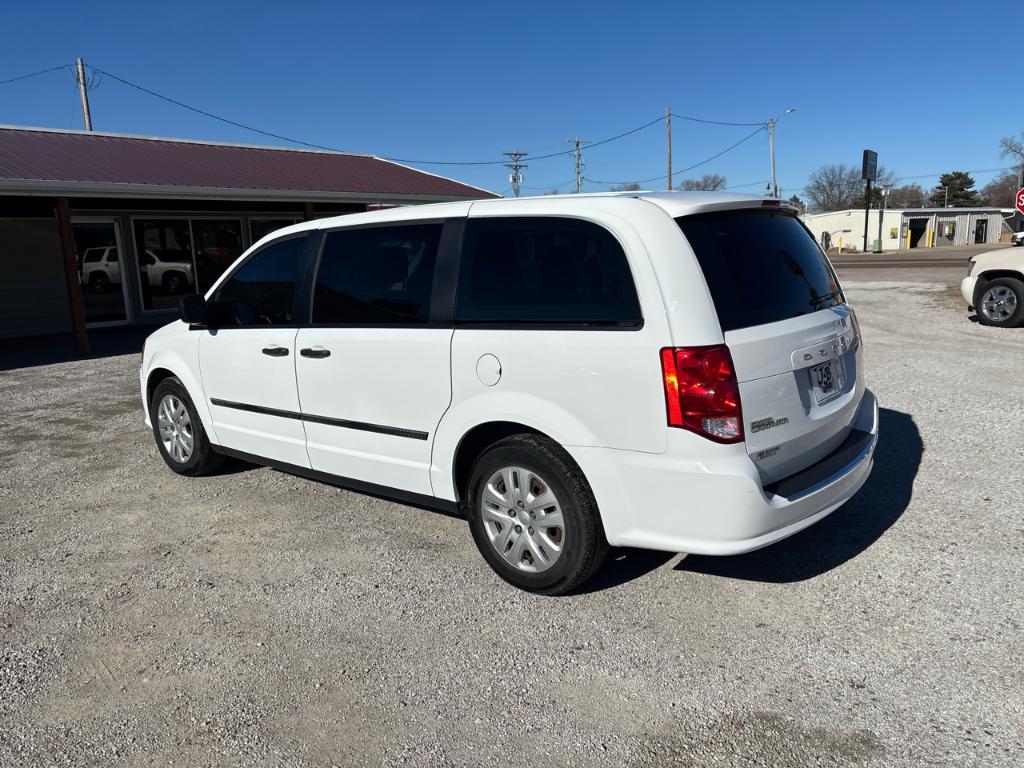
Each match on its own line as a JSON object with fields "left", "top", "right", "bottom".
{"left": 1017, "top": 187, "right": 1024, "bottom": 215}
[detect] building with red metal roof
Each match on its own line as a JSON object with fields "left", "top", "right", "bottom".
{"left": 0, "top": 125, "right": 496, "bottom": 349}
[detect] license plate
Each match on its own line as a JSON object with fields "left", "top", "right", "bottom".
{"left": 810, "top": 359, "right": 844, "bottom": 404}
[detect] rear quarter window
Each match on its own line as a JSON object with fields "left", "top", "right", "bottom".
{"left": 455, "top": 216, "right": 642, "bottom": 327}
{"left": 677, "top": 209, "right": 842, "bottom": 332}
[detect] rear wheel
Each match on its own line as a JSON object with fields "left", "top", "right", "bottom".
{"left": 150, "top": 377, "right": 223, "bottom": 476}
{"left": 466, "top": 434, "right": 607, "bottom": 595}
{"left": 163, "top": 272, "right": 186, "bottom": 294}
{"left": 89, "top": 272, "right": 109, "bottom": 293}
{"left": 975, "top": 277, "right": 1024, "bottom": 328}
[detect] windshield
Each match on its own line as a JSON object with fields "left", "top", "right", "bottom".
{"left": 677, "top": 209, "right": 842, "bottom": 332}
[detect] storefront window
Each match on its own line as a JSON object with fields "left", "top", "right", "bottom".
{"left": 74, "top": 221, "right": 128, "bottom": 324}
{"left": 133, "top": 219, "right": 195, "bottom": 311}
{"left": 250, "top": 218, "right": 299, "bottom": 244}
{"left": 192, "top": 219, "right": 244, "bottom": 293}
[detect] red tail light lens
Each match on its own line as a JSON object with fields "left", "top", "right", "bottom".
{"left": 660, "top": 345, "right": 743, "bottom": 443}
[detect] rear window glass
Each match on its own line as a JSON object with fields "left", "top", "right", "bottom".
{"left": 677, "top": 210, "right": 842, "bottom": 332}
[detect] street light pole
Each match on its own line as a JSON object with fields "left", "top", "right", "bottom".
{"left": 768, "top": 107, "right": 796, "bottom": 198}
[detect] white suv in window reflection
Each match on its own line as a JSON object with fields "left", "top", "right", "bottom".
{"left": 80, "top": 246, "right": 120, "bottom": 292}
{"left": 140, "top": 249, "right": 194, "bottom": 294}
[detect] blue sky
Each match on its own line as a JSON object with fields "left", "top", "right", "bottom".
{"left": 2, "top": 0, "right": 1021, "bottom": 198}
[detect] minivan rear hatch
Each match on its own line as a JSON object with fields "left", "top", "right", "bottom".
{"left": 677, "top": 207, "right": 862, "bottom": 484}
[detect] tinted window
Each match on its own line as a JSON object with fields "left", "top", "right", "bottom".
{"left": 213, "top": 236, "right": 305, "bottom": 326}
{"left": 455, "top": 217, "right": 642, "bottom": 326}
{"left": 313, "top": 224, "right": 442, "bottom": 325}
{"left": 677, "top": 210, "right": 842, "bottom": 332}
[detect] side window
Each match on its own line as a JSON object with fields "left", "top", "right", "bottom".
{"left": 455, "top": 217, "right": 643, "bottom": 326}
{"left": 108, "top": 248, "right": 119, "bottom": 262}
{"left": 312, "top": 224, "right": 442, "bottom": 325}
{"left": 213, "top": 236, "right": 305, "bottom": 326}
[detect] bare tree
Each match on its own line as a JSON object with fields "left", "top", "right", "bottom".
{"left": 885, "top": 184, "right": 927, "bottom": 208}
{"left": 678, "top": 174, "right": 727, "bottom": 191}
{"left": 804, "top": 164, "right": 863, "bottom": 211}
{"left": 1000, "top": 132, "right": 1024, "bottom": 166}
{"left": 609, "top": 182, "right": 642, "bottom": 192}
{"left": 979, "top": 172, "right": 1019, "bottom": 207}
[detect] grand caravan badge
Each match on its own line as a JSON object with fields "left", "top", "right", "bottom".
{"left": 750, "top": 416, "right": 789, "bottom": 433}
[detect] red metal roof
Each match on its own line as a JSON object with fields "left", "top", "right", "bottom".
{"left": 0, "top": 126, "right": 496, "bottom": 201}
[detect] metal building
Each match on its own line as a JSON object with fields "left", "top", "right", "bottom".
{"left": 802, "top": 207, "right": 1007, "bottom": 252}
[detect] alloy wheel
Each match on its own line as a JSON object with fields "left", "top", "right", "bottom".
{"left": 157, "top": 394, "right": 194, "bottom": 463}
{"left": 480, "top": 466, "right": 565, "bottom": 573}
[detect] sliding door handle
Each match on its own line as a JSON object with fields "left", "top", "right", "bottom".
{"left": 300, "top": 347, "right": 331, "bottom": 359}
{"left": 261, "top": 345, "right": 289, "bottom": 357}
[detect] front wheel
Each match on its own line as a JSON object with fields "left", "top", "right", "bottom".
{"left": 975, "top": 277, "right": 1024, "bottom": 328}
{"left": 466, "top": 434, "right": 608, "bottom": 595}
{"left": 150, "top": 377, "right": 223, "bottom": 476}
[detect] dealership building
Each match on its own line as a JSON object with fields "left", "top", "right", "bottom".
{"left": 802, "top": 207, "right": 1009, "bottom": 252}
{"left": 0, "top": 125, "right": 496, "bottom": 352}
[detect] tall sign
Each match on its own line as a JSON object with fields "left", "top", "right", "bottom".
{"left": 1016, "top": 187, "right": 1024, "bottom": 216}
{"left": 862, "top": 150, "right": 878, "bottom": 251}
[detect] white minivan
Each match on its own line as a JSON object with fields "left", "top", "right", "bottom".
{"left": 140, "top": 192, "right": 878, "bottom": 594}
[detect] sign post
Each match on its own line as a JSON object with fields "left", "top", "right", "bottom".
{"left": 862, "top": 149, "right": 878, "bottom": 252}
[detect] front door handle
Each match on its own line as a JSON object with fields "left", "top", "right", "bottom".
{"left": 261, "top": 345, "right": 289, "bottom": 357}
{"left": 300, "top": 347, "right": 331, "bottom": 359}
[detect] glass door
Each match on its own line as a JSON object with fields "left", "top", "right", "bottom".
{"left": 73, "top": 219, "right": 130, "bottom": 325}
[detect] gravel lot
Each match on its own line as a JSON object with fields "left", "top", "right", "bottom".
{"left": 1, "top": 281, "right": 1022, "bottom": 767}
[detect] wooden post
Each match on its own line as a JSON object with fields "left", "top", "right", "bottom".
{"left": 55, "top": 197, "right": 89, "bottom": 355}
{"left": 303, "top": 202, "right": 315, "bottom": 221}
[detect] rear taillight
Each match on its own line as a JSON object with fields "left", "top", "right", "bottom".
{"left": 848, "top": 306, "right": 862, "bottom": 349}
{"left": 660, "top": 345, "right": 743, "bottom": 443}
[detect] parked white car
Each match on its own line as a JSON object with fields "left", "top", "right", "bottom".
{"left": 961, "top": 249, "right": 1024, "bottom": 327}
{"left": 140, "top": 192, "right": 878, "bottom": 594}
{"left": 1010, "top": 231, "right": 1024, "bottom": 247}
{"left": 80, "top": 246, "right": 121, "bottom": 291}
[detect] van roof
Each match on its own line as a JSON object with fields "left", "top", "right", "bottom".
{"left": 287, "top": 190, "right": 789, "bottom": 237}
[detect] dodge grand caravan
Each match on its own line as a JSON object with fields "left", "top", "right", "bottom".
{"left": 140, "top": 192, "right": 878, "bottom": 594}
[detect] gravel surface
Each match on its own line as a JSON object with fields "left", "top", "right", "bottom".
{"left": 1, "top": 281, "right": 1022, "bottom": 767}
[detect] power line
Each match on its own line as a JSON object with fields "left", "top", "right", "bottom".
{"left": 671, "top": 112, "right": 765, "bottom": 127}
{"left": 91, "top": 63, "right": 671, "bottom": 166}
{"left": 586, "top": 125, "right": 766, "bottom": 187}
{"left": 0, "top": 64, "right": 71, "bottom": 87}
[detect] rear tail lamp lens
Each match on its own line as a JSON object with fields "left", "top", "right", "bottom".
{"left": 660, "top": 345, "right": 743, "bottom": 443}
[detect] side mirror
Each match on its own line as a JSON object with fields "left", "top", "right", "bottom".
{"left": 179, "top": 294, "right": 208, "bottom": 325}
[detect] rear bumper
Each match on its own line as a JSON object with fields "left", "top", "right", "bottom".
{"left": 961, "top": 275, "right": 977, "bottom": 307}
{"left": 568, "top": 389, "right": 879, "bottom": 555}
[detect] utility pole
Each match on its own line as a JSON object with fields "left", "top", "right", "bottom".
{"left": 877, "top": 187, "right": 890, "bottom": 252}
{"left": 75, "top": 57, "right": 93, "bottom": 131}
{"left": 767, "top": 108, "right": 796, "bottom": 198}
{"left": 569, "top": 137, "right": 590, "bottom": 194}
{"left": 503, "top": 150, "right": 527, "bottom": 198}
{"left": 666, "top": 107, "right": 672, "bottom": 192}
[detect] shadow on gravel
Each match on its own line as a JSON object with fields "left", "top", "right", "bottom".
{"left": 0, "top": 326, "right": 160, "bottom": 371}
{"left": 677, "top": 407, "right": 921, "bottom": 583}
{"left": 575, "top": 548, "right": 677, "bottom": 595}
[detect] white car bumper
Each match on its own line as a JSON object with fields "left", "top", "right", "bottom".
{"left": 961, "top": 275, "right": 978, "bottom": 307}
{"left": 569, "top": 389, "right": 879, "bottom": 556}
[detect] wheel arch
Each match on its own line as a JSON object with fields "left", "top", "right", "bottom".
{"left": 143, "top": 348, "right": 217, "bottom": 442}
{"left": 451, "top": 421, "right": 543, "bottom": 503}
{"left": 973, "top": 270, "right": 1024, "bottom": 301}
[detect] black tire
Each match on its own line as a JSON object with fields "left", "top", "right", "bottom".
{"left": 974, "top": 277, "right": 1024, "bottom": 328}
{"left": 163, "top": 272, "right": 185, "bottom": 295}
{"left": 465, "top": 434, "right": 608, "bottom": 595}
{"left": 149, "top": 376, "right": 223, "bottom": 476}
{"left": 89, "top": 272, "right": 109, "bottom": 293}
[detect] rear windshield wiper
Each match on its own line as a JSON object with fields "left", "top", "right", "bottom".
{"left": 809, "top": 290, "right": 841, "bottom": 307}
